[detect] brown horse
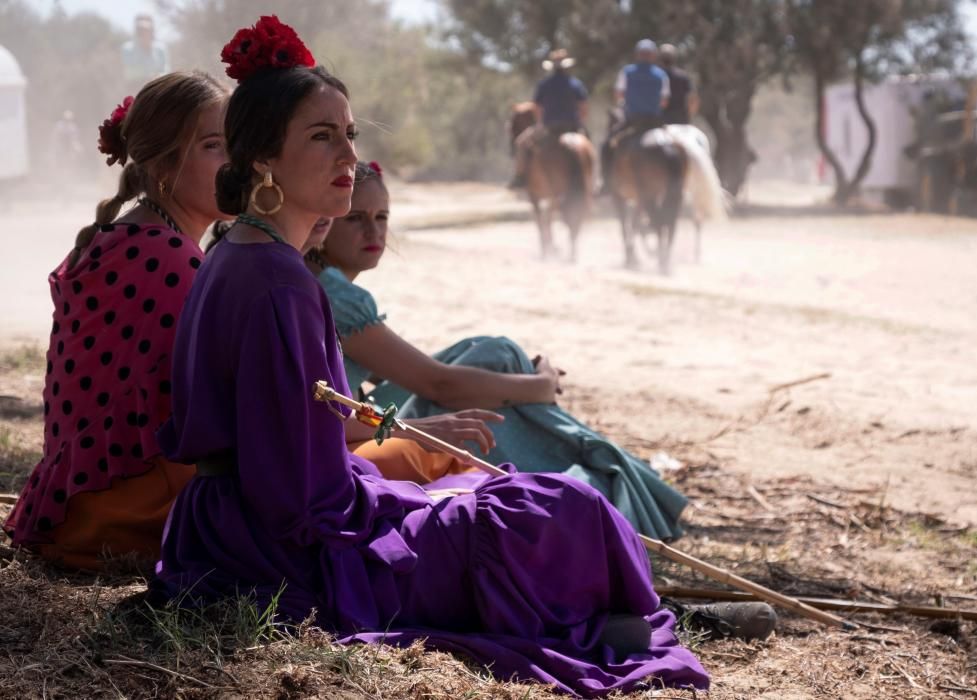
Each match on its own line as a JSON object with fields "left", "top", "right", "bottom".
{"left": 509, "top": 102, "right": 596, "bottom": 261}
{"left": 610, "top": 127, "right": 688, "bottom": 274}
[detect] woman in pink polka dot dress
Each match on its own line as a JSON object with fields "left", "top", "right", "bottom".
{"left": 3, "top": 71, "right": 228, "bottom": 570}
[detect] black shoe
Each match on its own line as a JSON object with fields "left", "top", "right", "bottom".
{"left": 684, "top": 601, "right": 778, "bottom": 641}
{"left": 598, "top": 614, "right": 652, "bottom": 656}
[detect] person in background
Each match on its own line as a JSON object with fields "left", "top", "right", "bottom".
{"left": 659, "top": 43, "right": 699, "bottom": 125}
{"left": 509, "top": 49, "right": 589, "bottom": 189}
{"left": 600, "top": 38, "right": 670, "bottom": 194}
{"left": 122, "top": 15, "right": 170, "bottom": 94}
{"left": 3, "top": 71, "right": 228, "bottom": 570}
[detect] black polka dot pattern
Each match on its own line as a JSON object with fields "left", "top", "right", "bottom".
{"left": 32, "top": 223, "right": 204, "bottom": 531}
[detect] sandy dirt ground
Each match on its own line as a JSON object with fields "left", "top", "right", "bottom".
{"left": 383, "top": 181, "right": 977, "bottom": 526}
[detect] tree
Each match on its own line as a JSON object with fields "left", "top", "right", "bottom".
{"left": 787, "top": 0, "right": 971, "bottom": 204}
{"left": 156, "top": 0, "right": 526, "bottom": 180}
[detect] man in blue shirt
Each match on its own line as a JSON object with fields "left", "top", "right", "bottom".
{"left": 510, "top": 49, "right": 589, "bottom": 189}
{"left": 601, "top": 39, "right": 670, "bottom": 195}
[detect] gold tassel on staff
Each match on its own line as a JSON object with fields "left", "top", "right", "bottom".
{"left": 312, "top": 380, "right": 856, "bottom": 631}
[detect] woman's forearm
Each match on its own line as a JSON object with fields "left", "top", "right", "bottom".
{"left": 429, "top": 365, "right": 553, "bottom": 410}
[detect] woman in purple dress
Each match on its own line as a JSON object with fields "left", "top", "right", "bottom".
{"left": 153, "top": 16, "right": 708, "bottom": 697}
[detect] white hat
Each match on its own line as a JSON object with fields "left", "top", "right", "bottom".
{"left": 635, "top": 38, "right": 657, "bottom": 52}
{"left": 542, "top": 49, "right": 575, "bottom": 71}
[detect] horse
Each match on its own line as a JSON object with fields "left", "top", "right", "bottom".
{"left": 509, "top": 102, "right": 596, "bottom": 261}
{"left": 610, "top": 121, "right": 727, "bottom": 274}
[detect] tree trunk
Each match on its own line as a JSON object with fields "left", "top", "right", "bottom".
{"left": 813, "top": 67, "right": 850, "bottom": 203}
{"left": 840, "top": 49, "right": 878, "bottom": 204}
{"left": 700, "top": 89, "right": 757, "bottom": 197}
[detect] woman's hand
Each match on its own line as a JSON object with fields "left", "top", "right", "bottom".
{"left": 403, "top": 410, "right": 504, "bottom": 455}
{"left": 532, "top": 355, "right": 565, "bottom": 403}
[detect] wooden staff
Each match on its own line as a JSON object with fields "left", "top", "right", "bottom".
{"left": 656, "top": 585, "right": 977, "bottom": 622}
{"left": 312, "top": 380, "right": 856, "bottom": 631}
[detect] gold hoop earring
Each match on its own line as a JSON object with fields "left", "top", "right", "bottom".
{"left": 250, "top": 170, "right": 284, "bottom": 215}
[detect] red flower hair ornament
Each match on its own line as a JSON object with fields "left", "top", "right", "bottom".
{"left": 220, "top": 15, "right": 315, "bottom": 82}
{"left": 97, "top": 95, "right": 133, "bottom": 166}
{"left": 368, "top": 161, "right": 383, "bottom": 178}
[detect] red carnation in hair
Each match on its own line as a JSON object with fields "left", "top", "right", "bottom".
{"left": 97, "top": 95, "right": 133, "bottom": 166}
{"left": 220, "top": 15, "right": 315, "bottom": 83}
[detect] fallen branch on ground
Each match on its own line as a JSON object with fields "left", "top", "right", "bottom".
{"left": 656, "top": 585, "right": 977, "bottom": 622}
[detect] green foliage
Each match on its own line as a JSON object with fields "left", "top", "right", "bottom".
{"left": 158, "top": 0, "right": 530, "bottom": 181}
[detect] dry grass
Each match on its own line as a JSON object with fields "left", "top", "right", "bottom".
{"left": 1, "top": 343, "right": 975, "bottom": 699}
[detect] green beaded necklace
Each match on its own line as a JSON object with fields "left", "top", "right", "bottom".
{"left": 236, "top": 212, "right": 287, "bottom": 245}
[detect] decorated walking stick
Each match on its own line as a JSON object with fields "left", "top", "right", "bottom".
{"left": 312, "top": 380, "right": 508, "bottom": 477}
{"left": 312, "top": 380, "right": 856, "bottom": 631}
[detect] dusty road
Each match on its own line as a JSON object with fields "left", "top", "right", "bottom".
{"left": 3, "top": 181, "right": 976, "bottom": 523}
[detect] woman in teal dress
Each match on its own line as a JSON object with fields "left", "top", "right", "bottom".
{"left": 309, "top": 161, "right": 688, "bottom": 541}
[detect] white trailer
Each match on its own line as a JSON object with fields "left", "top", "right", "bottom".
{"left": 0, "top": 44, "right": 28, "bottom": 179}
{"left": 824, "top": 75, "right": 963, "bottom": 203}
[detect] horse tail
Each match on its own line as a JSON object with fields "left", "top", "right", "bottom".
{"left": 665, "top": 125, "right": 729, "bottom": 222}
{"left": 638, "top": 142, "right": 685, "bottom": 230}
{"left": 558, "top": 133, "right": 593, "bottom": 212}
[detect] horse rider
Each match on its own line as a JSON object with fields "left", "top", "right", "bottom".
{"left": 600, "top": 38, "right": 670, "bottom": 195}
{"left": 659, "top": 44, "right": 699, "bottom": 125}
{"left": 509, "top": 49, "right": 589, "bottom": 189}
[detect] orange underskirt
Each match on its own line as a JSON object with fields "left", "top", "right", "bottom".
{"left": 38, "top": 457, "right": 195, "bottom": 571}
{"left": 350, "top": 437, "right": 472, "bottom": 483}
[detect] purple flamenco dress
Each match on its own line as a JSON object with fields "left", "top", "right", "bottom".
{"left": 153, "top": 237, "right": 709, "bottom": 697}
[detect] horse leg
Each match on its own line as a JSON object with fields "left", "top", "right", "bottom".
{"left": 616, "top": 197, "right": 638, "bottom": 270}
{"left": 531, "top": 199, "right": 550, "bottom": 259}
{"left": 540, "top": 200, "right": 557, "bottom": 260}
{"left": 694, "top": 217, "right": 702, "bottom": 264}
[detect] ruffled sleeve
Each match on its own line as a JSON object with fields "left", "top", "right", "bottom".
{"left": 318, "top": 267, "right": 386, "bottom": 337}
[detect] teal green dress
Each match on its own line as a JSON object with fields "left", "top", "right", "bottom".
{"left": 319, "top": 267, "right": 688, "bottom": 541}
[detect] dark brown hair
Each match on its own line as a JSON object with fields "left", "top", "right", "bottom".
{"left": 215, "top": 65, "right": 349, "bottom": 216}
